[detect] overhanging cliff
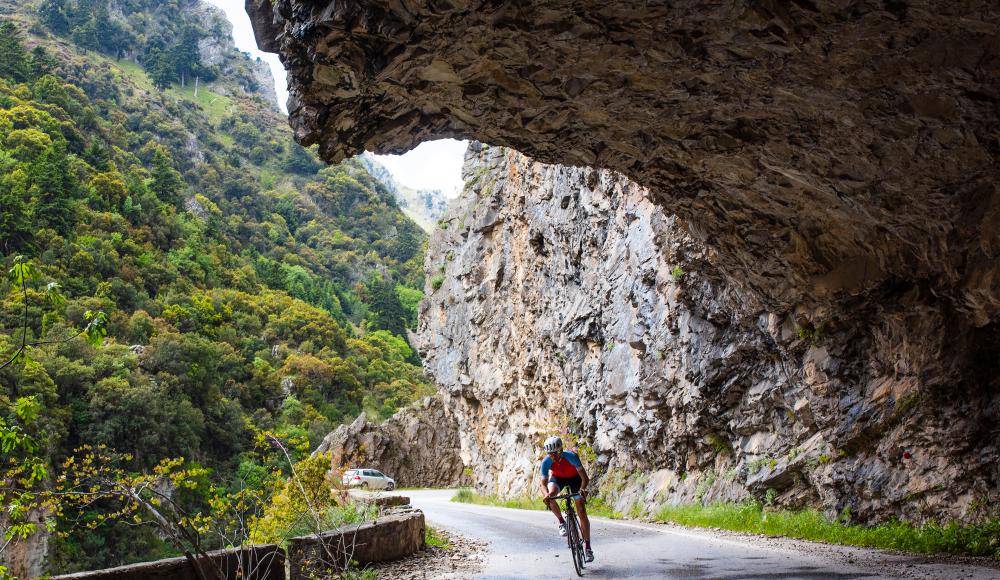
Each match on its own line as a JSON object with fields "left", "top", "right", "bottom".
{"left": 248, "top": 0, "right": 999, "bottom": 319}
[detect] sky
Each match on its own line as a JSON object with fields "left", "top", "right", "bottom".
{"left": 203, "top": 0, "right": 467, "bottom": 198}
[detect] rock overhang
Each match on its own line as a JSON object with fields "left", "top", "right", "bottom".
{"left": 248, "top": 0, "right": 999, "bottom": 321}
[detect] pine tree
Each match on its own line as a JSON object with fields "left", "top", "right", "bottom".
{"left": 150, "top": 148, "right": 185, "bottom": 205}
{"left": 367, "top": 276, "right": 408, "bottom": 337}
{"left": 0, "top": 21, "right": 31, "bottom": 83}
{"left": 30, "top": 144, "right": 77, "bottom": 235}
{"left": 145, "top": 47, "right": 177, "bottom": 89}
{"left": 38, "top": 0, "right": 70, "bottom": 35}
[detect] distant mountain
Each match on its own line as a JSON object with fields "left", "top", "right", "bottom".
{"left": 359, "top": 153, "right": 450, "bottom": 232}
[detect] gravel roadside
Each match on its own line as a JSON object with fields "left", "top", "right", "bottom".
{"left": 358, "top": 527, "right": 487, "bottom": 579}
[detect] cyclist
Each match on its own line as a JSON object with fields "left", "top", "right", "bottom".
{"left": 540, "top": 436, "right": 594, "bottom": 563}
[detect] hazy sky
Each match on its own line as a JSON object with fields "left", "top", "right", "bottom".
{"left": 203, "top": 0, "right": 467, "bottom": 197}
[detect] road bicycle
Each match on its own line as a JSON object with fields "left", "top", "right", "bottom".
{"left": 547, "top": 491, "right": 586, "bottom": 576}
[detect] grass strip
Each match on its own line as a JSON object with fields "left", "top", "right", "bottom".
{"left": 653, "top": 502, "right": 1000, "bottom": 558}
{"left": 451, "top": 488, "right": 622, "bottom": 519}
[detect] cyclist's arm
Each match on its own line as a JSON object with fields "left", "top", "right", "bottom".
{"left": 539, "top": 457, "right": 554, "bottom": 499}
{"left": 577, "top": 465, "right": 590, "bottom": 496}
{"left": 540, "top": 475, "right": 553, "bottom": 498}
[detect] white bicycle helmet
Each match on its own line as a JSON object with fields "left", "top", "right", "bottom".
{"left": 543, "top": 436, "right": 563, "bottom": 453}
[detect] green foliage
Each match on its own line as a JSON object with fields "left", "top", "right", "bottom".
{"left": 0, "top": 16, "right": 431, "bottom": 573}
{"left": 670, "top": 266, "right": 684, "bottom": 281}
{"left": 653, "top": 502, "right": 1000, "bottom": 558}
{"left": 430, "top": 273, "right": 445, "bottom": 291}
{"left": 707, "top": 433, "right": 729, "bottom": 455}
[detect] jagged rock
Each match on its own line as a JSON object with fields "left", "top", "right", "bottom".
{"left": 249, "top": 0, "right": 999, "bottom": 324}
{"left": 196, "top": 2, "right": 279, "bottom": 109}
{"left": 315, "top": 396, "right": 470, "bottom": 488}
{"left": 416, "top": 145, "right": 999, "bottom": 523}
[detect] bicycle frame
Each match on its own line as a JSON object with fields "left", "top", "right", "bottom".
{"left": 549, "top": 492, "right": 586, "bottom": 575}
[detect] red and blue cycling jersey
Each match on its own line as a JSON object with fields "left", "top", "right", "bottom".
{"left": 540, "top": 450, "right": 583, "bottom": 479}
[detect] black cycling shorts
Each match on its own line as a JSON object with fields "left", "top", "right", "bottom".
{"left": 550, "top": 474, "right": 583, "bottom": 496}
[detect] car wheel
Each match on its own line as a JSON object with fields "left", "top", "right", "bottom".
{"left": 387, "top": 482, "right": 395, "bottom": 491}
{"left": 361, "top": 482, "right": 369, "bottom": 489}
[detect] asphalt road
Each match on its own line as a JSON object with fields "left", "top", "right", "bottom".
{"left": 404, "top": 489, "right": 999, "bottom": 580}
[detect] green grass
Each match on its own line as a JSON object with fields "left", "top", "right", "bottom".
{"left": 451, "top": 488, "right": 622, "bottom": 519}
{"left": 113, "top": 59, "right": 155, "bottom": 92}
{"left": 167, "top": 81, "right": 233, "bottom": 124}
{"left": 653, "top": 502, "right": 1000, "bottom": 558}
{"left": 111, "top": 59, "right": 232, "bottom": 125}
{"left": 425, "top": 525, "right": 450, "bottom": 548}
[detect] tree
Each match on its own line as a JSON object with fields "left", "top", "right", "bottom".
{"left": 171, "top": 27, "right": 203, "bottom": 88}
{"left": 145, "top": 48, "right": 177, "bottom": 90}
{"left": 0, "top": 21, "right": 31, "bottom": 83}
{"left": 38, "top": 0, "right": 69, "bottom": 36}
{"left": 281, "top": 144, "right": 322, "bottom": 176}
{"left": 365, "top": 276, "right": 408, "bottom": 337}
{"left": 29, "top": 144, "right": 77, "bottom": 235}
{"left": 0, "top": 171, "right": 32, "bottom": 253}
{"left": 149, "top": 147, "right": 185, "bottom": 205}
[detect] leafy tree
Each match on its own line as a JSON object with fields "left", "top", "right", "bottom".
{"left": 281, "top": 143, "right": 322, "bottom": 176}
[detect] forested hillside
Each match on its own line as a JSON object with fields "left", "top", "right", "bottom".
{"left": 0, "top": 0, "right": 430, "bottom": 573}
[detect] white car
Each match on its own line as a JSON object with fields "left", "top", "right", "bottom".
{"left": 342, "top": 468, "right": 396, "bottom": 491}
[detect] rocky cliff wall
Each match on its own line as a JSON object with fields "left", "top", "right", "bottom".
{"left": 417, "top": 144, "right": 999, "bottom": 523}
{"left": 315, "top": 396, "right": 470, "bottom": 488}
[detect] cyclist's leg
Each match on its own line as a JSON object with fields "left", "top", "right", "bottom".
{"left": 546, "top": 480, "right": 563, "bottom": 522}
{"left": 575, "top": 495, "right": 591, "bottom": 547}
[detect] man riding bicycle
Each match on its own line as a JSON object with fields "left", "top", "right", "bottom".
{"left": 540, "top": 436, "right": 594, "bottom": 562}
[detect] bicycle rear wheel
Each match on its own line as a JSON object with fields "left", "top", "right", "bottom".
{"left": 565, "top": 512, "right": 584, "bottom": 576}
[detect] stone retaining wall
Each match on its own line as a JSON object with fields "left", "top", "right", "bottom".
{"left": 49, "top": 504, "right": 424, "bottom": 580}
{"left": 50, "top": 545, "right": 285, "bottom": 580}
{"left": 287, "top": 511, "right": 425, "bottom": 579}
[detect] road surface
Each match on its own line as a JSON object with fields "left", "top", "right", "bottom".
{"left": 402, "top": 489, "right": 998, "bottom": 579}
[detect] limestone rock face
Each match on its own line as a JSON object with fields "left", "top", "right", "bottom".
{"left": 417, "top": 144, "right": 999, "bottom": 523}
{"left": 197, "top": 3, "right": 279, "bottom": 109}
{"left": 315, "top": 396, "right": 469, "bottom": 488}
{"left": 248, "top": 0, "right": 999, "bottom": 322}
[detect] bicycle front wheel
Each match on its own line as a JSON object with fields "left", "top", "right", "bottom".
{"left": 565, "top": 512, "right": 584, "bottom": 576}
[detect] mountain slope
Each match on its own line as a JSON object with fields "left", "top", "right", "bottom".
{"left": 0, "top": 2, "right": 429, "bottom": 574}
{"left": 359, "top": 153, "right": 450, "bottom": 233}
